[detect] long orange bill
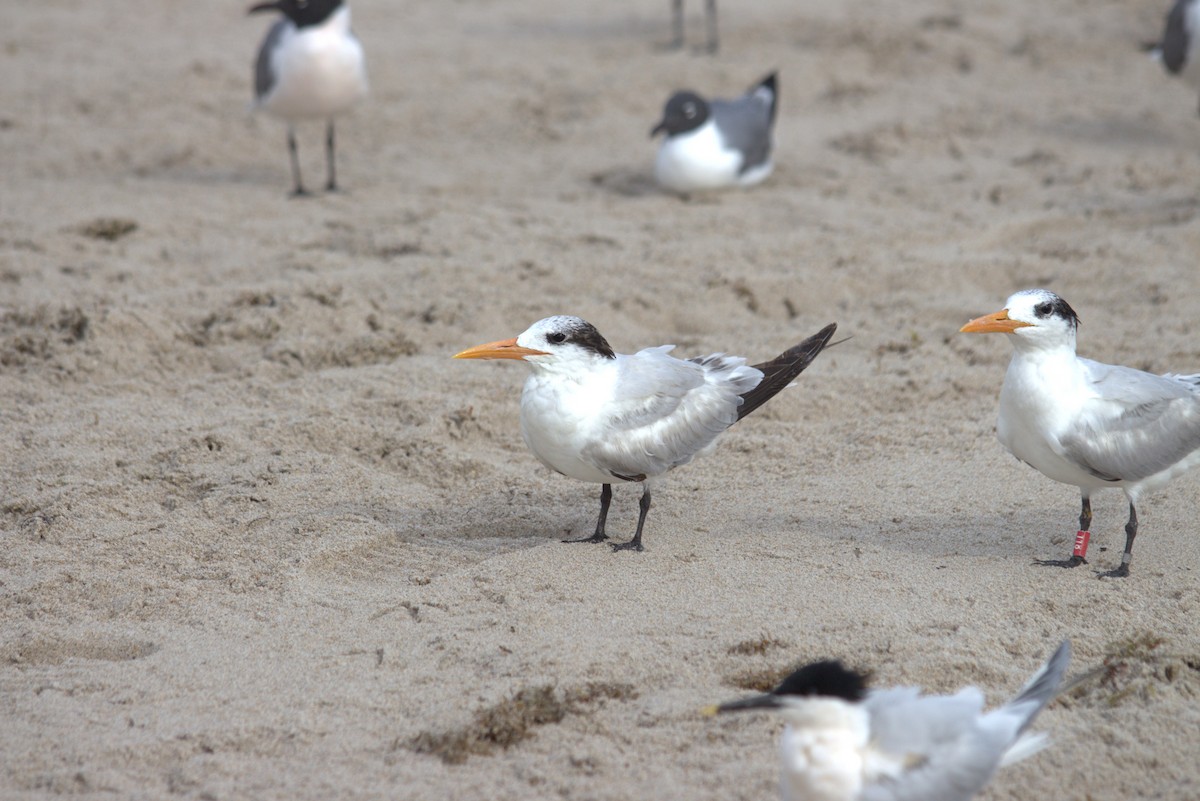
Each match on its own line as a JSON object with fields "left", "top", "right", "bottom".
{"left": 959, "top": 309, "right": 1034, "bottom": 334}
{"left": 452, "top": 337, "right": 549, "bottom": 360}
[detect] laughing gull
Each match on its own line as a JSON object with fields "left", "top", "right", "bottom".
{"left": 960, "top": 289, "right": 1200, "bottom": 577}
{"left": 1155, "top": 0, "right": 1200, "bottom": 113}
{"left": 708, "top": 641, "right": 1071, "bottom": 801}
{"left": 651, "top": 72, "right": 778, "bottom": 195}
{"left": 669, "top": 0, "right": 719, "bottom": 53}
{"left": 454, "top": 316, "right": 836, "bottom": 552}
{"left": 249, "top": 0, "right": 368, "bottom": 196}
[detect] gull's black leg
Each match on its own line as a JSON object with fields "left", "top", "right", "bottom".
{"left": 563, "top": 483, "right": 611, "bottom": 544}
{"left": 324, "top": 120, "right": 338, "bottom": 192}
{"left": 1100, "top": 503, "right": 1137, "bottom": 578}
{"left": 611, "top": 486, "right": 651, "bottom": 552}
{"left": 287, "top": 126, "right": 309, "bottom": 197}
{"left": 670, "top": 0, "right": 684, "bottom": 48}
{"left": 1036, "top": 495, "right": 1091, "bottom": 568}
{"left": 704, "top": 0, "right": 718, "bottom": 53}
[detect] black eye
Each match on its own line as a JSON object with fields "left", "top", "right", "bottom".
{"left": 1034, "top": 302, "right": 1053, "bottom": 317}
{"left": 547, "top": 332, "right": 567, "bottom": 344}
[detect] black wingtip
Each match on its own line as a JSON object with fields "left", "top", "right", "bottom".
{"left": 736, "top": 322, "right": 837, "bottom": 422}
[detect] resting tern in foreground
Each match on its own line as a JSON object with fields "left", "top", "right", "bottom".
{"left": 709, "top": 641, "right": 1071, "bottom": 801}
{"left": 961, "top": 289, "right": 1200, "bottom": 577}
{"left": 651, "top": 73, "right": 779, "bottom": 195}
{"left": 454, "top": 316, "right": 837, "bottom": 551}
{"left": 250, "top": 0, "right": 367, "bottom": 195}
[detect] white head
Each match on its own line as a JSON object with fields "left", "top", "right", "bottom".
{"left": 453, "top": 315, "right": 616, "bottom": 372}
{"left": 960, "top": 288, "right": 1081, "bottom": 353}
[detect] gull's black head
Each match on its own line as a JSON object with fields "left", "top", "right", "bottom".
{"left": 651, "top": 91, "right": 711, "bottom": 138}
{"left": 773, "top": 660, "right": 869, "bottom": 702}
{"left": 249, "top": 0, "right": 344, "bottom": 28}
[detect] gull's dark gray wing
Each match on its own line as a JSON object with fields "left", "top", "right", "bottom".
{"left": 710, "top": 73, "right": 778, "bottom": 174}
{"left": 254, "top": 19, "right": 289, "bottom": 102}
{"left": 1162, "top": 0, "right": 1193, "bottom": 74}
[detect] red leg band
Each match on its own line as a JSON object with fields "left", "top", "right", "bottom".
{"left": 1072, "top": 530, "right": 1090, "bottom": 559}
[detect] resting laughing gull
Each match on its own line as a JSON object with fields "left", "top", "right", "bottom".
{"left": 651, "top": 72, "right": 778, "bottom": 195}
{"left": 669, "top": 0, "right": 719, "bottom": 53}
{"left": 1156, "top": 0, "right": 1200, "bottom": 114}
{"left": 250, "top": 0, "right": 368, "bottom": 196}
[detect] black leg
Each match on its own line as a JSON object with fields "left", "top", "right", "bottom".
{"left": 612, "top": 486, "right": 651, "bottom": 552}
{"left": 1100, "top": 503, "right": 1137, "bottom": 578}
{"left": 1035, "top": 495, "right": 1090, "bottom": 569}
{"left": 324, "top": 120, "right": 338, "bottom": 192}
{"left": 670, "top": 0, "right": 684, "bottom": 48}
{"left": 704, "top": 0, "right": 718, "bottom": 53}
{"left": 287, "top": 127, "right": 309, "bottom": 197}
{"left": 563, "top": 484, "right": 611, "bottom": 544}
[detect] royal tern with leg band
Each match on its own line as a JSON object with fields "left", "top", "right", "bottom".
{"left": 960, "top": 289, "right": 1200, "bottom": 577}
{"left": 707, "top": 641, "right": 1071, "bottom": 801}
{"left": 454, "top": 316, "right": 837, "bottom": 552}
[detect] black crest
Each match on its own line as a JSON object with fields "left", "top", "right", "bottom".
{"left": 557, "top": 318, "right": 616, "bottom": 360}
{"left": 774, "top": 660, "right": 868, "bottom": 702}
{"left": 1033, "top": 294, "right": 1080, "bottom": 332}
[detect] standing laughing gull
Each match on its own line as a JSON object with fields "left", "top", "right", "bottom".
{"left": 249, "top": 0, "right": 368, "bottom": 196}
{"left": 1156, "top": 0, "right": 1200, "bottom": 113}
{"left": 453, "top": 316, "right": 836, "bottom": 552}
{"left": 960, "top": 289, "right": 1200, "bottom": 577}
{"left": 669, "top": 0, "right": 719, "bottom": 53}
{"left": 708, "top": 641, "right": 1071, "bottom": 801}
{"left": 651, "top": 72, "right": 778, "bottom": 195}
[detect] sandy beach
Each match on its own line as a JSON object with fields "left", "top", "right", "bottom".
{"left": 3, "top": 0, "right": 1200, "bottom": 798}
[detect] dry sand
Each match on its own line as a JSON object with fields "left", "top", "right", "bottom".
{"left": 3, "top": 0, "right": 1200, "bottom": 798}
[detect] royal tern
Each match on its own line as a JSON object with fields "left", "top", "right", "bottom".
{"left": 250, "top": 0, "right": 367, "bottom": 196}
{"left": 1152, "top": 0, "right": 1200, "bottom": 114}
{"left": 709, "top": 641, "right": 1071, "bottom": 801}
{"left": 454, "top": 316, "right": 837, "bottom": 551}
{"left": 651, "top": 73, "right": 778, "bottom": 195}
{"left": 960, "top": 288, "right": 1200, "bottom": 577}
{"left": 669, "top": 0, "right": 719, "bottom": 53}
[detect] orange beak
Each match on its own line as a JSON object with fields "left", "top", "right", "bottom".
{"left": 453, "top": 337, "right": 549, "bottom": 360}
{"left": 959, "top": 309, "right": 1034, "bottom": 334}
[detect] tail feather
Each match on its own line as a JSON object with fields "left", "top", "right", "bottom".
{"left": 737, "top": 323, "right": 837, "bottom": 422}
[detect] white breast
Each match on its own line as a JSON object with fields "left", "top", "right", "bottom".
{"left": 654, "top": 120, "right": 745, "bottom": 192}
{"left": 261, "top": 7, "right": 367, "bottom": 120}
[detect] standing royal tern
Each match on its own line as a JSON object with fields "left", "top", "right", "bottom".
{"left": 709, "top": 641, "right": 1071, "bottom": 801}
{"left": 960, "top": 289, "right": 1200, "bottom": 577}
{"left": 250, "top": 0, "right": 368, "bottom": 196}
{"left": 651, "top": 73, "right": 779, "bottom": 195}
{"left": 454, "top": 316, "right": 837, "bottom": 551}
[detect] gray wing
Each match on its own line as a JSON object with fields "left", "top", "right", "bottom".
{"left": 1060, "top": 360, "right": 1200, "bottom": 482}
{"left": 581, "top": 347, "right": 760, "bottom": 479}
{"left": 863, "top": 643, "right": 1069, "bottom": 801}
{"left": 710, "top": 75, "right": 777, "bottom": 174}
{"left": 1162, "top": 0, "right": 1193, "bottom": 74}
{"left": 254, "top": 19, "right": 289, "bottom": 102}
